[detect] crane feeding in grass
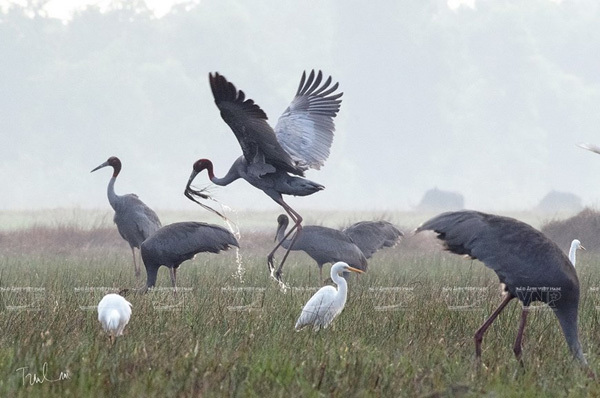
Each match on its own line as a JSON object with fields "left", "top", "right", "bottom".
{"left": 295, "top": 261, "right": 364, "bottom": 331}
{"left": 98, "top": 293, "right": 132, "bottom": 342}
{"left": 91, "top": 156, "right": 162, "bottom": 278}
{"left": 140, "top": 221, "right": 239, "bottom": 291}
{"left": 416, "top": 210, "right": 590, "bottom": 369}
{"left": 569, "top": 239, "right": 585, "bottom": 267}
{"left": 185, "top": 70, "right": 342, "bottom": 282}
{"left": 275, "top": 215, "right": 402, "bottom": 280}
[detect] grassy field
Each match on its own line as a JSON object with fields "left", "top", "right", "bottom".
{"left": 0, "top": 210, "right": 599, "bottom": 397}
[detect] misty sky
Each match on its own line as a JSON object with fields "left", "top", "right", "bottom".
{"left": 3, "top": 0, "right": 600, "bottom": 213}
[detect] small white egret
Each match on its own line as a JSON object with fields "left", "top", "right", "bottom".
{"left": 295, "top": 261, "right": 364, "bottom": 331}
{"left": 569, "top": 239, "right": 585, "bottom": 267}
{"left": 98, "top": 293, "right": 132, "bottom": 341}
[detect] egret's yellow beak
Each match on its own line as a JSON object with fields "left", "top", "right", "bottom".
{"left": 346, "top": 266, "right": 364, "bottom": 274}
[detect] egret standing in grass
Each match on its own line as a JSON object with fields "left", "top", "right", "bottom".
{"left": 295, "top": 261, "right": 364, "bottom": 331}
{"left": 416, "top": 210, "right": 589, "bottom": 368}
{"left": 91, "top": 156, "right": 162, "bottom": 278}
{"left": 98, "top": 293, "right": 132, "bottom": 342}
{"left": 569, "top": 239, "right": 585, "bottom": 267}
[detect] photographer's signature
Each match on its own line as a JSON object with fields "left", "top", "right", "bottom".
{"left": 16, "top": 362, "right": 70, "bottom": 386}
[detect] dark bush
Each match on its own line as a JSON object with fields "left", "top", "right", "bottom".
{"left": 541, "top": 208, "right": 600, "bottom": 252}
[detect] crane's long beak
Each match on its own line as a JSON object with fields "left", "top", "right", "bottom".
{"left": 347, "top": 266, "right": 364, "bottom": 274}
{"left": 184, "top": 169, "right": 228, "bottom": 221}
{"left": 275, "top": 221, "right": 285, "bottom": 243}
{"left": 186, "top": 170, "right": 199, "bottom": 190}
{"left": 91, "top": 161, "right": 110, "bottom": 173}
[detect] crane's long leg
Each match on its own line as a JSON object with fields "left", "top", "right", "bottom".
{"left": 474, "top": 293, "right": 515, "bottom": 358}
{"left": 132, "top": 248, "right": 141, "bottom": 278}
{"left": 513, "top": 306, "right": 529, "bottom": 363}
{"left": 266, "top": 199, "right": 303, "bottom": 281}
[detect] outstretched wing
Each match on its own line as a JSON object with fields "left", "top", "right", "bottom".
{"left": 209, "top": 72, "right": 303, "bottom": 177}
{"left": 415, "top": 210, "right": 577, "bottom": 291}
{"left": 275, "top": 70, "right": 343, "bottom": 171}
{"left": 577, "top": 142, "right": 600, "bottom": 155}
{"left": 343, "top": 221, "right": 403, "bottom": 259}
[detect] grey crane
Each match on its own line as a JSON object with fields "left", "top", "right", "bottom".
{"left": 140, "top": 221, "right": 239, "bottom": 290}
{"left": 92, "top": 156, "right": 162, "bottom": 278}
{"left": 275, "top": 215, "right": 403, "bottom": 280}
{"left": 416, "top": 210, "right": 589, "bottom": 368}
{"left": 185, "top": 70, "right": 342, "bottom": 282}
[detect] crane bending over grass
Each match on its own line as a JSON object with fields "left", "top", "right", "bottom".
{"left": 416, "top": 210, "right": 590, "bottom": 370}
{"left": 275, "top": 215, "right": 402, "bottom": 280}
{"left": 185, "top": 70, "right": 342, "bottom": 283}
{"left": 140, "top": 222, "right": 239, "bottom": 291}
{"left": 91, "top": 156, "right": 161, "bottom": 278}
{"left": 98, "top": 293, "right": 132, "bottom": 343}
{"left": 295, "top": 261, "right": 364, "bottom": 331}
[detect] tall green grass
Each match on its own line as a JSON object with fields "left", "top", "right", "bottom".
{"left": 0, "top": 218, "right": 598, "bottom": 397}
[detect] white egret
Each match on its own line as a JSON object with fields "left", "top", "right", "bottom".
{"left": 295, "top": 261, "right": 364, "bottom": 331}
{"left": 98, "top": 293, "right": 132, "bottom": 341}
{"left": 569, "top": 239, "right": 585, "bottom": 267}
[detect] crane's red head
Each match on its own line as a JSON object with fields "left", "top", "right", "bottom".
{"left": 192, "top": 159, "right": 214, "bottom": 178}
{"left": 184, "top": 158, "right": 226, "bottom": 221}
{"left": 91, "top": 156, "right": 122, "bottom": 177}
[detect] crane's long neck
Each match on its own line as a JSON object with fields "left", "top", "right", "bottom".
{"left": 555, "top": 304, "right": 587, "bottom": 365}
{"left": 332, "top": 272, "right": 348, "bottom": 306}
{"left": 276, "top": 219, "right": 292, "bottom": 250}
{"left": 569, "top": 243, "right": 578, "bottom": 266}
{"left": 107, "top": 177, "right": 119, "bottom": 210}
{"left": 208, "top": 158, "right": 243, "bottom": 186}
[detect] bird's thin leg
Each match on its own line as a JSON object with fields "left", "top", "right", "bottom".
{"left": 267, "top": 199, "right": 303, "bottom": 279}
{"left": 474, "top": 293, "right": 515, "bottom": 359}
{"left": 513, "top": 306, "right": 529, "bottom": 364}
{"left": 132, "top": 247, "right": 140, "bottom": 278}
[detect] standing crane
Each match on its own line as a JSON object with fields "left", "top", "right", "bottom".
{"left": 275, "top": 215, "right": 402, "bottom": 280}
{"left": 295, "top": 261, "right": 364, "bottom": 331}
{"left": 140, "top": 221, "right": 239, "bottom": 291}
{"left": 416, "top": 210, "right": 589, "bottom": 368}
{"left": 185, "top": 70, "right": 342, "bottom": 282}
{"left": 92, "top": 156, "right": 162, "bottom": 278}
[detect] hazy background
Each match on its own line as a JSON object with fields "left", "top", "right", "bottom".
{"left": 2, "top": 0, "right": 600, "bottom": 214}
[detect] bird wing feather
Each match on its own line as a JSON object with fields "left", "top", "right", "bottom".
{"left": 275, "top": 70, "right": 342, "bottom": 171}
{"left": 577, "top": 142, "right": 600, "bottom": 155}
{"left": 343, "top": 221, "right": 403, "bottom": 258}
{"left": 295, "top": 285, "right": 338, "bottom": 330}
{"left": 114, "top": 194, "right": 162, "bottom": 247}
{"left": 209, "top": 72, "right": 302, "bottom": 177}
{"left": 145, "top": 222, "right": 239, "bottom": 263}
{"left": 415, "top": 210, "right": 577, "bottom": 291}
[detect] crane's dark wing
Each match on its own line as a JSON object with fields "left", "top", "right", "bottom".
{"left": 143, "top": 221, "right": 239, "bottom": 266}
{"left": 274, "top": 70, "right": 343, "bottom": 171}
{"left": 343, "top": 221, "right": 403, "bottom": 258}
{"left": 209, "top": 72, "right": 303, "bottom": 177}
{"left": 577, "top": 142, "right": 600, "bottom": 155}
{"left": 415, "top": 210, "right": 577, "bottom": 292}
